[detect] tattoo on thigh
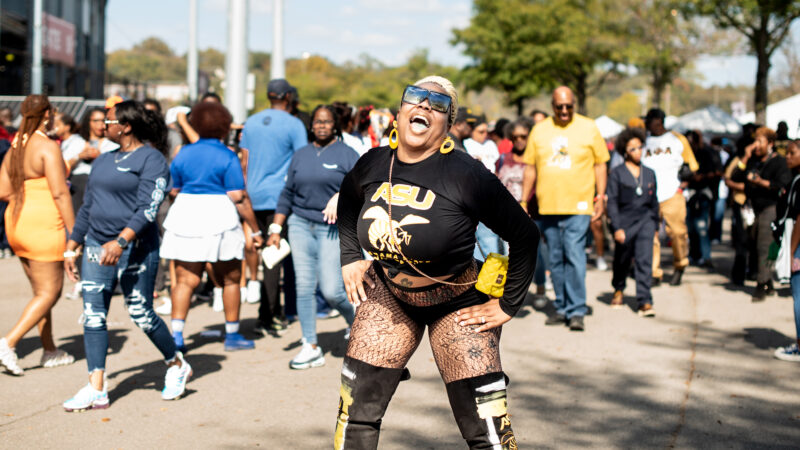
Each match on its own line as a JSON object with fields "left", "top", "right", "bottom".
{"left": 399, "top": 278, "right": 413, "bottom": 287}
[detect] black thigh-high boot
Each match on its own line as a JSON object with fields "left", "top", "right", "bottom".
{"left": 445, "top": 372, "right": 516, "bottom": 449}
{"left": 334, "top": 357, "right": 408, "bottom": 450}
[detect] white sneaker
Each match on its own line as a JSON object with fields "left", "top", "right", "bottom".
{"left": 0, "top": 337, "right": 23, "bottom": 375}
{"left": 289, "top": 339, "right": 325, "bottom": 370}
{"left": 65, "top": 282, "right": 82, "bottom": 300}
{"left": 774, "top": 343, "right": 800, "bottom": 362}
{"left": 63, "top": 383, "right": 109, "bottom": 412}
{"left": 240, "top": 286, "right": 248, "bottom": 304}
{"left": 596, "top": 257, "right": 608, "bottom": 271}
{"left": 41, "top": 349, "right": 75, "bottom": 368}
{"left": 212, "top": 287, "right": 224, "bottom": 312}
{"left": 155, "top": 297, "right": 172, "bottom": 316}
{"left": 246, "top": 280, "right": 261, "bottom": 304}
{"left": 344, "top": 327, "right": 351, "bottom": 341}
{"left": 162, "top": 352, "right": 192, "bottom": 400}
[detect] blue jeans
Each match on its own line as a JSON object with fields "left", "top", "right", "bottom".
{"left": 688, "top": 194, "right": 712, "bottom": 263}
{"left": 81, "top": 235, "right": 175, "bottom": 373}
{"left": 474, "top": 222, "right": 502, "bottom": 260}
{"left": 540, "top": 215, "right": 591, "bottom": 319}
{"left": 790, "top": 246, "right": 800, "bottom": 340}
{"left": 287, "top": 215, "right": 355, "bottom": 345}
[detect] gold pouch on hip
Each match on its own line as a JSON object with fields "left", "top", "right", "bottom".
{"left": 475, "top": 253, "right": 509, "bottom": 298}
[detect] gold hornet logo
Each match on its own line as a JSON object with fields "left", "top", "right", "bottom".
{"left": 363, "top": 206, "right": 430, "bottom": 253}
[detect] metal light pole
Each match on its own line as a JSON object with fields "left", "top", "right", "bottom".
{"left": 225, "top": 0, "right": 248, "bottom": 123}
{"left": 271, "top": 0, "right": 284, "bottom": 80}
{"left": 187, "top": 0, "right": 198, "bottom": 102}
{"left": 31, "top": 0, "right": 43, "bottom": 94}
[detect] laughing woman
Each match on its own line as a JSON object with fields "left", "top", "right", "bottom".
{"left": 334, "top": 77, "right": 539, "bottom": 449}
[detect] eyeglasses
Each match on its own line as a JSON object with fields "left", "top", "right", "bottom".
{"left": 511, "top": 134, "right": 528, "bottom": 140}
{"left": 104, "top": 120, "right": 119, "bottom": 125}
{"left": 552, "top": 103, "right": 574, "bottom": 111}
{"left": 401, "top": 85, "right": 452, "bottom": 115}
{"left": 90, "top": 119, "right": 105, "bottom": 123}
{"left": 312, "top": 120, "right": 334, "bottom": 126}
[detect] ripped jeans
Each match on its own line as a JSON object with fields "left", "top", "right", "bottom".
{"left": 81, "top": 236, "right": 175, "bottom": 373}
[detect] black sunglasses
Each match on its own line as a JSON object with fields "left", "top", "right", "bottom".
{"left": 553, "top": 103, "right": 574, "bottom": 111}
{"left": 402, "top": 85, "right": 452, "bottom": 115}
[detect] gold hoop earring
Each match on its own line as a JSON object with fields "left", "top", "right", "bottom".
{"left": 440, "top": 136, "right": 455, "bottom": 154}
{"left": 389, "top": 120, "right": 398, "bottom": 150}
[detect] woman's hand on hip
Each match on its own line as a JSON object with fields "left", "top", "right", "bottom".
{"left": 100, "top": 240, "right": 123, "bottom": 266}
{"left": 456, "top": 298, "right": 512, "bottom": 333}
{"left": 342, "top": 260, "right": 375, "bottom": 307}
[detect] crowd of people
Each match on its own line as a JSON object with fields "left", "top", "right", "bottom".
{"left": 0, "top": 74, "right": 798, "bottom": 447}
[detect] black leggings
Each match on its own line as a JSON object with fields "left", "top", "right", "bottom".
{"left": 334, "top": 262, "right": 515, "bottom": 449}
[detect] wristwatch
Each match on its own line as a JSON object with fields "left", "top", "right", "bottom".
{"left": 116, "top": 236, "right": 129, "bottom": 249}
{"left": 268, "top": 223, "right": 283, "bottom": 235}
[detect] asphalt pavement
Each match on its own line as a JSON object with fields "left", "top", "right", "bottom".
{"left": 0, "top": 243, "right": 798, "bottom": 449}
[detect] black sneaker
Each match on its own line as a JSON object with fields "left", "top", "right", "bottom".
{"left": 269, "top": 317, "right": 288, "bottom": 337}
{"left": 545, "top": 314, "right": 566, "bottom": 326}
{"left": 252, "top": 321, "right": 269, "bottom": 337}
{"left": 669, "top": 269, "right": 684, "bottom": 286}
{"left": 752, "top": 283, "right": 768, "bottom": 302}
{"left": 568, "top": 316, "right": 585, "bottom": 331}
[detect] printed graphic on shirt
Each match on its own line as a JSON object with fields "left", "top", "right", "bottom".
{"left": 363, "top": 205, "right": 429, "bottom": 254}
{"left": 548, "top": 136, "right": 571, "bottom": 169}
{"left": 643, "top": 146, "right": 673, "bottom": 157}
{"left": 370, "top": 182, "right": 436, "bottom": 210}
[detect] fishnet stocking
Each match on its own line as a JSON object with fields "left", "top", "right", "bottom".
{"left": 346, "top": 263, "right": 502, "bottom": 383}
{"left": 345, "top": 264, "right": 425, "bottom": 368}
{"left": 429, "top": 311, "right": 502, "bottom": 384}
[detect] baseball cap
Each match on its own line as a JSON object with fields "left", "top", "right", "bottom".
{"left": 455, "top": 107, "right": 478, "bottom": 125}
{"left": 267, "top": 79, "right": 292, "bottom": 99}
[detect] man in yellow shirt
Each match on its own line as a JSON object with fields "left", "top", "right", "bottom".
{"left": 642, "top": 108, "right": 698, "bottom": 286}
{"left": 521, "top": 86, "right": 609, "bottom": 331}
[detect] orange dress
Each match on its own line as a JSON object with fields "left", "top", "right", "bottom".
{"left": 4, "top": 132, "right": 68, "bottom": 262}
{"left": 5, "top": 177, "right": 67, "bottom": 262}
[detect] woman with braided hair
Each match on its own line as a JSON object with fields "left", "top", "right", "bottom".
{"left": 334, "top": 76, "right": 539, "bottom": 449}
{"left": 0, "top": 94, "right": 76, "bottom": 375}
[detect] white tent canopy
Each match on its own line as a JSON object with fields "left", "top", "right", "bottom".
{"left": 737, "top": 94, "right": 800, "bottom": 139}
{"left": 594, "top": 115, "right": 624, "bottom": 139}
{"left": 670, "top": 105, "right": 742, "bottom": 136}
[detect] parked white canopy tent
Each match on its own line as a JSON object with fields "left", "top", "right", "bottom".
{"left": 737, "top": 94, "right": 800, "bottom": 139}
{"left": 594, "top": 115, "right": 624, "bottom": 139}
{"left": 670, "top": 105, "right": 742, "bottom": 136}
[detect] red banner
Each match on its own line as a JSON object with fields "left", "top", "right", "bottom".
{"left": 43, "top": 13, "right": 76, "bottom": 67}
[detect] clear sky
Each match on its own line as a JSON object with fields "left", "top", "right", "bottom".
{"left": 105, "top": 0, "right": 798, "bottom": 89}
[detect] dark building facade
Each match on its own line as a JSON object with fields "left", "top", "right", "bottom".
{"left": 0, "top": 0, "right": 106, "bottom": 97}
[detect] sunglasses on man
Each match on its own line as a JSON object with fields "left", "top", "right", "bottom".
{"left": 402, "top": 85, "right": 452, "bottom": 115}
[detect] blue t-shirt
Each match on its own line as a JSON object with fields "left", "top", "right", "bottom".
{"left": 240, "top": 109, "right": 307, "bottom": 210}
{"left": 171, "top": 138, "right": 245, "bottom": 195}
{"left": 276, "top": 140, "right": 360, "bottom": 223}
{"left": 71, "top": 145, "right": 170, "bottom": 245}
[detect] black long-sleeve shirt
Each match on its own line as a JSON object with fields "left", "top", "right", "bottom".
{"left": 338, "top": 146, "right": 539, "bottom": 317}
{"left": 731, "top": 153, "right": 792, "bottom": 213}
{"left": 606, "top": 164, "right": 659, "bottom": 235}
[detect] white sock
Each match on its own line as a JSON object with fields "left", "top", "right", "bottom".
{"left": 171, "top": 319, "right": 185, "bottom": 333}
{"left": 225, "top": 321, "right": 239, "bottom": 334}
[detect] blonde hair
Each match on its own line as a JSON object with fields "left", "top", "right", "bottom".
{"left": 414, "top": 75, "right": 458, "bottom": 127}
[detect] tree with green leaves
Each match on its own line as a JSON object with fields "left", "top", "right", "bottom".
{"left": 452, "top": 0, "right": 626, "bottom": 115}
{"left": 623, "top": 1, "right": 697, "bottom": 109}
{"left": 687, "top": 0, "right": 800, "bottom": 123}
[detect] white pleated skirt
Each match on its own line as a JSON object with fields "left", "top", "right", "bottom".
{"left": 160, "top": 193, "right": 244, "bottom": 262}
